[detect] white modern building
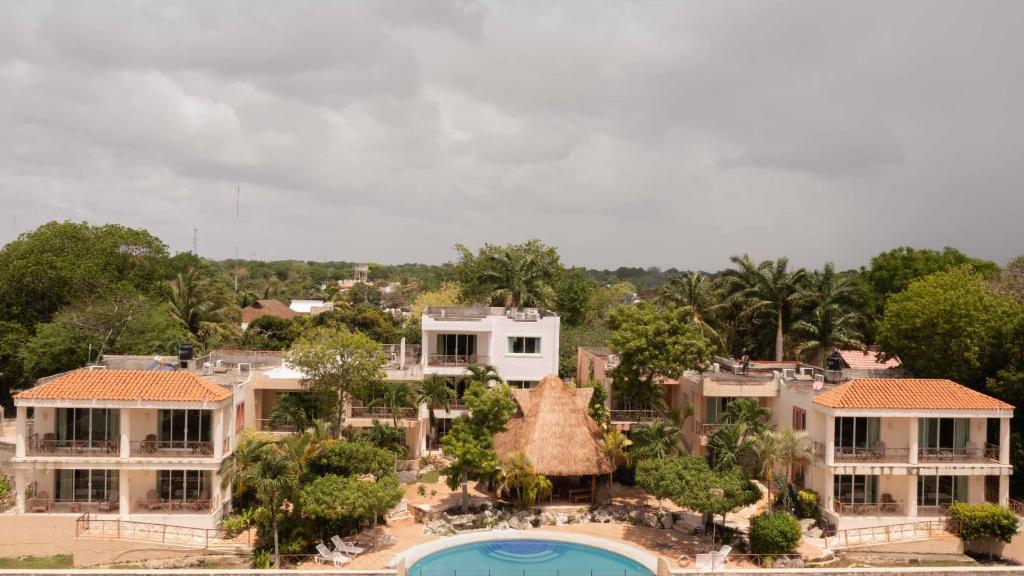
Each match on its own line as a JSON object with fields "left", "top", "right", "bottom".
{"left": 10, "top": 369, "right": 235, "bottom": 529}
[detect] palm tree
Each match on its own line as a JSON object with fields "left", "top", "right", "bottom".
{"left": 600, "top": 430, "right": 632, "bottom": 502}
{"left": 792, "top": 263, "right": 865, "bottom": 365}
{"left": 168, "top": 267, "right": 237, "bottom": 342}
{"left": 462, "top": 364, "right": 504, "bottom": 388}
{"left": 752, "top": 428, "right": 813, "bottom": 509}
{"left": 246, "top": 447, "right": 299, "bottom": 568}
{"left": 629, "top": 419, "right": 682, "bottom": 461}
{"left": 775, "top": 427, "right": 813, "bottom": 485}
{"left": 369, "top": 382, "right": 412, "bottom": 426}
{"left": 478, "top": 249, "right": 555, "bottom": 308}
{"left": 723, "top": 255, "right": 807, "bottom": 361}
{"left": 495, "top": 451, "right": 534, "bottom": 507}
{"left": 722, "top": 398, "right": 773, "bottom": 435}
{"left": 659, "top": 272, "right": 727, "bottom": 349}
{"left": 751, "top": 430, "right": 781, "bottom": 508}
{"left": 707, "top": 422, "right": 757, "bottom": 473}
{"left": 413, "top": 375, "right": 456, "bottom": 450}
{"left": 218, "top": 435, "right": 272, "bottom": 498}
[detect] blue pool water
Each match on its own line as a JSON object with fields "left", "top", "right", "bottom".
{"left": 408, "top": 539, "right": 653, "bottom": 576}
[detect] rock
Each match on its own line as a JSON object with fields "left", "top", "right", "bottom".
{"left": 540, "top": 512, "right": 556, "bottom": 525}
{"left": 789, "top": 558, "right": 805, "bottom": 568}
{"left": 515, "top": 510, "right": 531, "bottom": 520}
{"left": 627, "top": 510, "right": 642, "bottom": 524}
{"left": 593, "top": 511, "right": 613, "bottom": 523}
{"left": 448, "top": 514, "right": 475, "bottom": 527}
{"left": 641, "top": 512, "right": 660, "bottom": 528}
{"left": 799, "top": 518, "right": 816, "bottom": 531}
{"left": 555, "top": 513, "right": 569, "bottom": 525}
{"left": 494, "top": 521, "right": 510, "bottom": 531}
{"left": 397, "top": 471, "right": 418, "bottom": 484}
{"left": 507, "top": 516, "right": 524, "bottom": 530}
{"left": 807, "top": 527, "right": 823, "bottom": 538}
{"left": 659, "top": 514, "right": 674, "bottom": 530}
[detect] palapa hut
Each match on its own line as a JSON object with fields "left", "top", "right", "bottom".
{"left": 493, "top": 373, "right": 613, "bottom": 502}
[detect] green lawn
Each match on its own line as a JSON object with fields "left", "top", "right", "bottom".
{"left": 0, "top": 555, "right": 74, "bottom": 569}
{"left": 418, "top": 469, "right": 441, "bottom": 484}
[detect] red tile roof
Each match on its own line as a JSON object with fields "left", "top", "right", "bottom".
{"left": 813, "top": 379, "right": 1013, "bottom": 411}
{"left": 837, "top": 349, "right": 901, "bottom": 370}
{"left": 15, "top": 370, "right": 232, "bottom": 403}
{"left": 241, "top": 299, "right": 297, "bottom": 324}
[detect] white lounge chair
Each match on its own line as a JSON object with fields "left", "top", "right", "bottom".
{"left": 716, "top": 544, "right": 732, "bottom": 566}
{"left": 331, "top": 535, "right": 365, "bottom": 556}
{"left": 315, "top": 543, "right": 351, "bottom": 567}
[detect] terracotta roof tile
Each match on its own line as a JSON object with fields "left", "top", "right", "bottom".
{"left": 813, "top": 378, "right": 1013, "bottom": 411}
{"left": 837, "top": 349, "right": 901, "bottom": 370}
{"left": 15, "top": 370, "right": 232, "bottom": 403}
{"left": 241, "top": 299, "right": 298, "bottom": 324}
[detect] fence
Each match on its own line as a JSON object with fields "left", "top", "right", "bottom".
{"left": 75, "top": 513, "right": 247, "bottom": 549}
{"left": 825, "top": 518, "right": 955, "bottom": 548}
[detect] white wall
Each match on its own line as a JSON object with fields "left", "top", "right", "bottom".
{"left": 422, "top": 312, "right": 560, "bottom": 382}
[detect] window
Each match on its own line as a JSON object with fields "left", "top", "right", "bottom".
{"left": 55, "top": 469, "right": 118, "bottom": 502}
{"left": 834, "top": 474, "right": 878, "bottom": 505}
{"left": 507, "top": 380, "right": 538, "bottom": 389}
{"left": 918, "top": 475, "right": 968, "bottom": 508}
{"left": 919, "top": 418, "right": 969, "bottom": 453}
{"left": 56, "top": 408, "right": 120, "bottom": 448}
{"left": 435, "top": 334, "right": 477, "bottom": 358}
{"left": 704, "top": 397, "right": 736, "bottom": 424}
{"left": 157, "top": 470, "right": 211, "bottom": 502}
{"left": 235, "top": 403, "right": 245, "bottom": 433}
{"left": 793, "top": 407, "right": 807, "bottom": 431}
{"left": 835, "top": 417, "right": 880, "bottom": 449}
{"left": 792, "top": 463, "right": 806, "bottom": 487}
{"left": 157, "top": 409, "right": 211, "bottom": 448}
{"left": 507, "top": 337, "right": 541, "bottom": 354}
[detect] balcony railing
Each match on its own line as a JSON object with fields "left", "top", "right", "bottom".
{"left": 350, "top": 406, "right": 418, "bottom": 419}
{"left": 427, "top": 354, "right": 489, "bottom": 367}
{"left": 918, "top": 444, "right": 1000, "bottom": 463}
{"left": 815, "top": 442, "right": 1001, "bottom": 464}
{"left": 832, "top": 500, "right": 905, "bottom": 516}
{"left": 382, "top": 344, "right": 421, "bottom": 368}
{"left": 834, "top": 446, "right": 911, "bottom": 463}
{"left": 610, "top": 409, "right": 660, "bottom": 423}
{"left": 27, "top": 434, "right": 119, "bottom": 456}
{"left": 695, "top": 421, "right": 720, "bottom": 437}
{"left": 128, "top": 440, "right": 214, "bottom": 457}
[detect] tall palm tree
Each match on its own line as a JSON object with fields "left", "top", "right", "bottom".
{"left": 751, "top": 430, "right": 781, "bottom": 508}
{"left": 659, "top": 272, "right": 727, "bottom": 349}
{"left": 707, "top": 422, "right": 758, "bottom": 473}
{"left": 723, "top": 255, "right": 807, "bottom": 361}
{"left": 168, "top": 267, "right": 237, "bottom": 341}
{"left": 478, "top": 249, "right": 555, "bottom": 308}
{"left": 245, "top": 447, "right": 299, "bottom": 568}
{"left": 722, "top": 398, "right": 773, "bottom": 435}
{"left": 775, "top": 427, "right": 813, "bottom": 485}
{"left": 462, "top": 364, "right": 504, "bottom": 388}
{"left": 218, "top": 435, "right": 272, "bottom": 498}
{"left": 413, "top": 375, "right": 456, "bottom": 450}
{"left": 369, "top": 382, "right": 412, "bottom": 426}
{"left": 600, "top": 430, "right": 632, "bottom": 502}
{"left": 792, "top": 305, "right": 865, "bottom": 366}
{"left": 752, "top": 428, "right": 813, "bottom": 509}
{"left": 629, "top": 419, "right": 682, "bottom": 461}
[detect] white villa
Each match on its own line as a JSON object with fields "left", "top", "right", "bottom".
{"left": 10, "top": 370, "right": 234, "bottom": 529}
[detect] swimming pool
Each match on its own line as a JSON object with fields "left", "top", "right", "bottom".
{"left": 407, "top": 539, "right": 654, "bottom": 576}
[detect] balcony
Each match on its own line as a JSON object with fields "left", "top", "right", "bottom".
{"left": 350, "top": 406, "right": 418, "bottom": 419}
{"left": 610, "top": 409, "right": 660, "bottom": 423}
{"left": 918, "top": 444, "right": 1000, "bottom": 463}
{"left": 814, "top": 442, "right": 1001, "bottom": 464}
{"left": 832, "top": 500, "right": 905, "bottom": 516}
{"left": 427, "top": 354, "right": 489, "bottom": 367}
{"left": 128, "top": 439, "right": 214, "bottom": 458}
{"left": 27, "top": 434, "right": 119, "bottom": 457}
{"left": 383, "top": 344, "right": 421, "bottom": 369}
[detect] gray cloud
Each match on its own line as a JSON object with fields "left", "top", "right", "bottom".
{"left": 1, "top": 0, "right": 1022, "bottom": 270}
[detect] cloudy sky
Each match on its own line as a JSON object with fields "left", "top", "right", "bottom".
{"left": 1, "top": 1, "right": 1021, "bottom": 270}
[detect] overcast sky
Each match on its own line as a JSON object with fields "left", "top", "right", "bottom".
{"left": 1, "top": 1, "right": 1021, "bottom": 270}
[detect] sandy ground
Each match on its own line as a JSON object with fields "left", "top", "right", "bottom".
{"left": 293, "top": 480, "right": 800, "bottom": 570}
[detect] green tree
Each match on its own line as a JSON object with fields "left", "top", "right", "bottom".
{"left": 635, "top": 457, "right": 686, "bottom": 511}
{"left": 749, "top": 511, "right": 802, "bottom": 556}
{"left": 948, "top": 503, "right": 1019, "bottom": 559}
{"left": 462, "top": 364, "right": 504, "bottom": 389}
{"left": 495, "top": 452, "right": 553, "bottom": 509}
{"left": 792, "top": 305, "right": 864, "bottom": 366}
{"left": 286, "top": 327, "right": 387, "bottom": 437}
{"left": 707, "top": 399, "right": 773, "bottom": 473}
{"left": 555, "top": 267, "right": 593, "bottom": 326}
{"left": 241, "top": 316, "right": 296, "bottom": 351}
{"left": 454, "top": 240, "right": 562, "bottom": 308}
{"left": 309, "top": 440, "right": 397, "bottom": 480}
{"left": 876, "top": 267, "right": 1023, "bottom": 387}
{"left": 600, "top": 430, "right": 632, "bottom": 501}
{"left": 167, "top": 267, "right": 239, "bottom": 346}
{"left": 441, "top": 418, "right": 499, "bottom": 513}
{"left": 346, "top": 283, "right": 383, "bottom": 307}
{"left": 360, "top": 420, "right": 408, "bottom": 456}
{"left": 368, "top": 382, "right": 412, "bottom": 427}
{"left": 993, "top": 256, "right": 1024, "bottom": 303}
{"left": 608, "top": 302, "right": 714, "bottom": 412}
{"left": 630, "top": 419, "right": 682, "bottom": 462}
{"left": 658, "top": 272, "right": 727, "bottom": 349}
{"left": 462, "top": 382, "right": 518, "bottom": 435}
{"left": 723, "top": 255, "right": 807, "bottom": 361}
{"left": 413, "top": 374, "right": 456, "bottom": 449}
{"left": 300, "top": 474, "right": 403, "bottom": 527}
{"left": 240, "top": 444, "right": 300, "bottom": 567}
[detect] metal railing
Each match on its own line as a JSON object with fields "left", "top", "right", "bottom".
{"left": 351, "top": 406, "right": 418, "bottom": 419}
{"left": 834, "top": 446, "right": 911, "bottom": 463}
{"left": 255, "top": 419, "right": 299, "bottom": 434}
{"left": 832, "top": 500, "right": 905, "bottom": 516}
{"left": 75, "top": 513, "right": 240, "bottom": 549}
{"left": 695, "top": 421, "right": 720, "bottom": 437}
{"left": 609, "top": 409, "right": 660, "bottom": 423}
{"left": 383, "top": 344, "right": 422, "bottom": 368}
{"left": 26, "top": 434, "right": 120, "bottom": 456}
{"left": 128, "top": 440, "right": 214, "bottom": 457}
{"left": 918, "top": 444, "right": 1000, "bottom": 463}
{"left": 424, "top": 306, "right": 492, "bottom": 320}
{"left": 427, "top": 354, "right": 489, "bottom": 367}
{"left": 813, "top": 442, "right": 1000, "bottom": 464}
{"left": 1010, "top": 499, "right": 1024, "bottom": 517}
{"left": 826, "top": 518, "right": 954, "bottom": 548}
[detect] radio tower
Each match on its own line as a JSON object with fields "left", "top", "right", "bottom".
{"left": 192, "top": 227, "right": 198, "bottom": 256}
{"left": 234, "top": 185, "right": 241, "bottom": 291}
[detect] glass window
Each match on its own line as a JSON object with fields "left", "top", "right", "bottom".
{"left": 436, "top": 334, "right": 477, "bottom": 358}
{"left": 834, "top": 474, "right": 878, "bottom": 504}
{"left": 55, "top": 408, "right": 119, "bottom": 448}
{"left": 157, "top": 410, "right": 212, "bottom": 448}
{"left": 919, "top": 418, "right": 969, "bottom": 450}
{"left": 918, "top": 475, "right": 968, "bottom": 507}
{"left": 793, "top": 408, "right": 807, "bottom": 431}
{"left": 835, "top": 417, "right": 880, "bottom": 449}
{"left": 507, "top": 337, "right": 541, "bottom": 354}
{"left": 55, "top": 469, "right": 117, "bottom": 502}
{"left": 507, "top": 380, "right": 537, "bottom": 389}
{"left": 704, "top": 397, "right": 736, "bottom": 424}
{"left": 157, "top": 470, "right": 211, "bottom": 502}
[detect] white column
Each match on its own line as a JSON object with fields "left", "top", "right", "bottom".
{"left": 825, "top": 416, "right": 835, "bottom": 466}
{"left": 999, "top": 417, "right": 1011, "bottom": 465}
{"left": 213, "top": 408, "right": 224, "bottom": 459}
{"left": 119, "top": 470, "right": 130, "bottom": 520}
{"left": 14, "top": 405, "right": 27, "bottom": 458}
{"left": 399, "top": 337, "right": 406, "bottom": 370}
{"left": 999, "top": 474, "right": 1010, "bottom": 506}
{"left": 906, "top": 476, "right": 918, "bottom": 518}
{"left": 14, "top": 468, "right": 25, "bottom": 513}
{"left": 120, "top": 409, "right": 131, "bottom": 458}
{"left": 908, "top": 417, "right": 918, "bottom": 465}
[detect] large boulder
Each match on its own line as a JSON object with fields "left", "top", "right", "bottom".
{"left": 641, "top": 512, "right": 660, "bottom": 528}
{"left": 659, "top": 514, "right": 674, "bottom": 530}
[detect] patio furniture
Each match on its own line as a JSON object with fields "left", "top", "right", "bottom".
{"left": 188, "top": 492, "right": 210, "bottom": 511}
{"left": 99, "top": 491, "right": 119, "bottom": 512}
{"left": 880, "top": 493, "right": 897, "bottom": 513}
{"left": 41, "top": 433, "right": 56, "bottom": 453}
{"left": 29, "top": 491, "right": 50, "bottom": 513}
{"left": 965, "top": 441, "right": 978, "bottom": 459}
{"left": 70, "top": 501, "right": 82, "bottom": 513}
{"left": 870, "top": 441, "right": 886, "bottom": 460}
{"left": 715, "top": 544, "right": 732, "bottom": 566}
{"left": 139, "top": 489, "right": 166, "bottom": 511}
{"left": 142, "top": 434, "right": 157, "bottom": 454}
{"left": 315, "top": 543, "right": 351, "bottom": 567}
{"left": 330, "top": 535, "right": 365, "bottom": 557}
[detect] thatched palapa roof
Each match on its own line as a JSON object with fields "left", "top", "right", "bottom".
{"left": 493, "top": 374, "right": 613, "bottom": 477}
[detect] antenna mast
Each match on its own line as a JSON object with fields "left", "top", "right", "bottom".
{"left": 193, "top": 227, "right": 198, "bottom": 256}
{"left": 234, "top": 185, "right": 240, "bottom": 291}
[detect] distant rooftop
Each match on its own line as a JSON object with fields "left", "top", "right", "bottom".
{"left": 242, "top": 299, "right": 297, "bottom": 324}
{"left": 15, "top": 369, "right": 231, "bottom": 403}
{"left": 835, "top": 349, "right": 901, "bottom": 371}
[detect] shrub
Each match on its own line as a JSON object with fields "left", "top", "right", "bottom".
{"left": 795, "top": 489, "right": 819, "bottom": 519}
{"left": 749, "top": 511, "right": 801, "bottom": 555}
{"left": 949, "top": 502, "right": 1019, "bottom": 544}
{"left": 252, "top": 550, "right": 272, "bottom": 569}
{"left": 220, "top": 512, "right": 253, "bottom": 538}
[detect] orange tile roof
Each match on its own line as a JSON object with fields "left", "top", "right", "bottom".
{"left": 837, "top": 349, "right": 901, "bottom": 370}
{"left": 813, "top": 379, "right": 1013, "bottom": 411}
{"left": 15, "top": 370, "right": 232, "bottom": 403}
{"left": 241, "top": 299, "right": 298, "bottom": 324}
